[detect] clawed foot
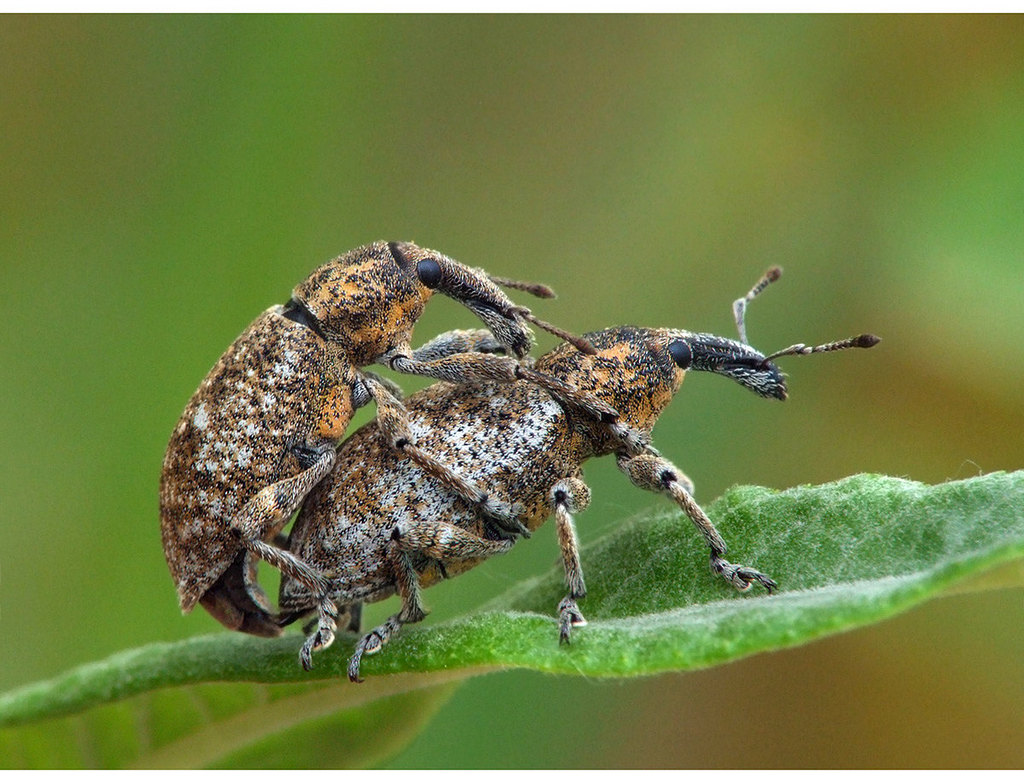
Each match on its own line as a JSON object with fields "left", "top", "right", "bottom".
{"left": 481, "top": 498, "right": 531, "bottom": 539}
{"left": 711, "top": 554, "right": 777, "bottom": 593}
{"left": 299, "top": 597, "right": 341, "bottom": 671}
{"left": 557, "top": 596, "right": 587, "bottom": 644}
{"left": 299, "top": 625, "right": 336, "bottom": 671}
{"left": 347, "top": 616, "right": 402, "bottom": 683}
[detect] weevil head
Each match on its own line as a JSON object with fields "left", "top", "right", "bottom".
{"left": 290, "top": 241, "right": 433, "bottom": 366}
{"left": 290, "top": 241, "right": 535, "bottom": 364}
{"left": 535, "top": 326, "right": 786, "bottom": 435}
{"left": 386, "top": 241, "right": 537, "bottom": 358}
{"left": 662, "top": 329, "right": 789, "bottom": 401}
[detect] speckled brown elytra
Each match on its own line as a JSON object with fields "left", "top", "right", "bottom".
{"left": 159, "top": 241, "right": 611, "bottom": 637}
{"left": 277, "top": 267, "right": 879, "bottom": 681}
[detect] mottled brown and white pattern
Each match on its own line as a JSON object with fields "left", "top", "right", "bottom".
{"left": 280, "top": 285, "right": 879, "bottom": 680}
{"left": 160, "top": 307, "right": 351, "bottom": 633}
{"left": 279, "top": 327, "right": 782, "bottom": 678}
{"left": 159, "top": 240, "right": 601, "bottom": 637}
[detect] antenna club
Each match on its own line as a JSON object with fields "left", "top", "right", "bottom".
{"left": 489, "top": 276, "right": 557, "bottom": 299}
{"left": 854, "top": 333, "right": 881, "bottom": 348}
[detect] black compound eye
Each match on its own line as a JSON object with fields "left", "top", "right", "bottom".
{"left": 416, "top": 258, "right": 443, "bottom": 289}
{"left": 668, "top": 339, "right": 692, "bottom": 369}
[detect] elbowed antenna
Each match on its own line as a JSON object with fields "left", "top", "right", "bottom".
{"left": 489, "top": 275, "right": 597, "bottom": 355}
{"left": 730, "top": 265, "right": 880, "bottom": 363}
{"left": 733, "top": 265, "right": 782, "bottom": 344}
{"left": 764, "top": 333, "right": 881, "bottom": 363}
{"left": 516, "top": 309, "right": 597, "bottom": 355}
{"left": 410, "top": 248, "right": 594, "bottom": 356}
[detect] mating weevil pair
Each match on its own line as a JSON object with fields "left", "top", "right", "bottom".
{"left": 275, "top": 266, "right": 879, "bottom": 681}
{"left": 159, "top": 241, "right": 612, "bottom": 638}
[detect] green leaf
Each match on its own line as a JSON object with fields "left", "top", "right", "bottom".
{"left": 2, "top": 472, "right": 1022, "bottom": 767}
{"left": 0, "top": 670, "right": 462, "bottom": 769}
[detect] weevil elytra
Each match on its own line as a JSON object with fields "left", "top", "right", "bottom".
{"left": 277, "top": 267, "right": 880, "bottom": 681}
{"left": 159, "top": 240, "right": 608, "bottom": 637}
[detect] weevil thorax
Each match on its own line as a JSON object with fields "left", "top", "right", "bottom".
{"left": 289, "top": 241, "right": 435, "bottom": 367}
{"left": 536, "top": 327, "right": 686, "bottom": 440}
{"left": 537, "top": 326, "right": 787, "bottom": 451}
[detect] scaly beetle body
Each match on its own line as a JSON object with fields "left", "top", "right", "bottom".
{"left": 278, "top": 268, "right": 879, "bottom": 680}
{"left": 160, "top": 240, "right": 605, "bottom": 637}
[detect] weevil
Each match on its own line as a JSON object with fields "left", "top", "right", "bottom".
{"left": 159, "top": 240, "right": 613, "bottom": 637}
{"left": 277, "top": 267, "right": 880, "bottom": 680}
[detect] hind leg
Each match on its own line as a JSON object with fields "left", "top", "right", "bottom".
{"left": 391, "top": 518, "right": 515, "bottom": 560}
{"left": 300, "top": 546, "right": 429, "bottom": 682}
{"left": 231, "top": 445, "right": 337, "bottom": 600}
{"left": 344, "top": 548, "right": 430, "bottom": 682}
{"left": 201, "top": 447, "right": 337, "bottom": 636}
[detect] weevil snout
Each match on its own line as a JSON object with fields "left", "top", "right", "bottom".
{"left": 675, "top": 333, "right": 788, "bottom": 400}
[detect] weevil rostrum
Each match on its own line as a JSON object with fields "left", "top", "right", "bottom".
{"left": 159, "top": 241, "right": 614, "bottom": 637}
{"left": 277, "top": 267, "right": 880, "bottom": 681}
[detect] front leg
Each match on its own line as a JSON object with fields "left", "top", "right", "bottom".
{"left": 408, "top": 328, "right": 505, "bottom": 362}
{"left": 386, "top": 330, "right": 621, "bottom": 423}
{"left": 550, "top": 477, "right": 592, "bottom": 643}
{"left": 616, "top": 452, "right": 776, "bottom": 593}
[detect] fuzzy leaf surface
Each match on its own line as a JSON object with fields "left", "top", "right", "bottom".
{"left": 1, "top": 472, "right": 1021, "bottom": 767}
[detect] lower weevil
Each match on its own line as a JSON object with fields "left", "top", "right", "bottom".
{"left": 277, "top": 267, "right": 880, "bottom": 680}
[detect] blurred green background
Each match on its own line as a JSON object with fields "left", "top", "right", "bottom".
{"left": 2, "top": 14, "right": 1022, "bottom": 768}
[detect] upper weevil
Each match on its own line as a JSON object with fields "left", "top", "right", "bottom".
{"left": 159, "top": 240, "right": 605, "bottom": 637}
{"left": 277, "top": 266, "right": 880, "bottom": 681}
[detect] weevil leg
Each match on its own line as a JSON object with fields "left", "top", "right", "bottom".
{"left": 299, "top": 593, "right": 372, "bottom": 672}
{"left": 550, "top": 477, "right": 592, "bottom": 644}
{"left": 299, "top": 596, "right": 340, "bottom": 671}
{"left": 201, "top": 447, "right": 337, "bottom": 638}
{"left": 358, "top": 371, "right": 404, "bottom": 402}
{"left": 389, "top": 350, "right": 522, "bottom": 385}
{"left": 392, "top": 548, "right": 428, "bottom": 625}
{"left": 345, "top": 549, "right": 427, "bottom": 683}
{"left": 391, "top": 518, "right": 515, "bottom": 560}
{"left": 601, "top": 420, "right": 651, "bottom": 457}
{"left": 410, "top": 329, "right": 505, "bottom": 362}
{"left": 348, "top": 615, "right": 403, "bottom": 683}
{"left": 391, "top": 351, "right": 646, "bottom": 453}
{"left": 515, "top": 366, "right": 623, "bottom": 425}
{"left": 230, "top": 444, "right": 337, "bottom": 600}
{"left": 362, "top": 375, "right": 526, "bottom": 535}
{"left": 391, "top": 331, "right": 649, "bottom": 456}
{"left": 241, "top": 549, "right": 273, "bottom": 614}
{"left": 616, "top": 452, "right": 776, "bottom": 594}
{"left": 299, "top": 602, "right": 361, "bottom": 636}
{"left": 301, "top": 549, "right": 425, "bottom": 674}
